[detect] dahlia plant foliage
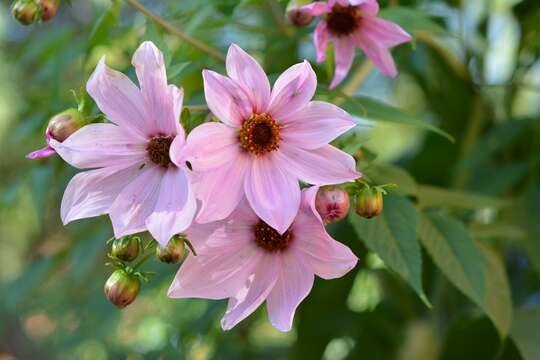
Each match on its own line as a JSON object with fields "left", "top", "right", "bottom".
{"left": 9, "top": 0, "right": 540, "bottom": 357}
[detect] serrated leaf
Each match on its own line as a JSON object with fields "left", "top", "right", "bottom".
{"left": 417, "top": 185, "right": 507, "bottom": 210}
{"left": 511, "top": 308, "right": 540, "bottom": 360}
{"left": 418, "top": 212, "right": 486, "bottom": 306}
{"left": 349, "top": 195, "right": 429, "bottom": 305}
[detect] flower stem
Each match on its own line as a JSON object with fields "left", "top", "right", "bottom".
{"left": 132, "top": 252, "right": 154, "bottom": 271}
{"left": 124, "top": 0, "right": 226, "bottom": 62}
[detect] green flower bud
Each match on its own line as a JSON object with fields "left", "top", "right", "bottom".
{"left": 111, "top": 236, "right": 141, "bottom": 262}
{"left": 47, "top": 108, "right": 85, "bottom": 142}
{"left": 11, "top": 0, "right": 39, "bottom": 25}
{"left": 104, "top": 269, "right": 141, "bottom": 308}
{"left": 156, "top": 235, "right": 186, "bottom": 264}
{"left": 356, "top": 188, "right": 384, "bottom": 219}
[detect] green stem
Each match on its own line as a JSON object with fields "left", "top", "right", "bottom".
{"left": 132, "top": 252, "right": 154, "bottom": 271}
{"left": 125, "top": 0, "right": 225, "bottom": 62}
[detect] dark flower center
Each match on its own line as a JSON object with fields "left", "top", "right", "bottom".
{"left": 254, "top": 220, "right": 293, "bottom": 252}
{"left": 239, "top": 113, "right": 280, "bottom": 155}
{"left": 147, "top": 135, "right": 173, "bottom": 167}
{"left": 326, "top": 5, "right": 361, "bottom": 36}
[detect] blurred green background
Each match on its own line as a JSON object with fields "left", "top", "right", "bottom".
{"left": 1, "top": 0, "right": 540, "bottom": 359}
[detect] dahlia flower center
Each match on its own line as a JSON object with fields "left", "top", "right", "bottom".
{"left": 147, "top": 135, "right": 173, "bottom": 167}
{"left": 254, "top": 220, "right": 293, "bottom": 252}
{"left": 326, "top": 5, "right": 361, "bottom": 36}
{"left": 239, "top": 113, "right": 280, "bottom": 155}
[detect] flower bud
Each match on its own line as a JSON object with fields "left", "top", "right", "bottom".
{"left": 286, "top": 0, "right": 313, "bottom": 27}
{"left": 156, "top": 235, "right": 186, "bottom": 264}
{"left": 111, "top": 236, "right": 141, "bottom": 262}
{"left": 26, "top": 108, "right": 86, "bottom": 160}
{"left": 356, "top": 188, "right": 384, "bottom": 219}
{"left": 104, "top": 269, "right": 141, "bottom": 308}
{"left": 315, "top": 186, "right": 350, "bottom": 224}
{"left": 11, "top": 1, "right": 39, "bottom": 25}
{"left": 39, "top": 0, "right": 59, "bottom": 22}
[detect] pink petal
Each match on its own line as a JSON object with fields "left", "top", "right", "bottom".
{"left": 202, "top": 70, "right": 253, "bottom": 127}
{"left": 276, "top": 144, "right": 359, "bottom": 185}
{"left": 226, "top": 44, "right": 271, "bottom": 113}
{"left": 221, "top": 254, "right": 279, "bottom": 330}
{"left": 328, "top": 0, "right": 350, "bottom": 7}
{"left": 293, "top": 210, "right": 358, "bottom": 279}
{"left": 50, "top": 123, "right": 147, "bottom": 169}
{"left": 351, "top": 0, "right": 379, "bottom": 15}
{"left": 26, "top": 145, "right": 56, "bottom": 159}
{"left": 145, "top": 168, "right": 197, "bottom": 247}
{"left": 300, "top": 2, "right": 330, "bottom": 16}
{"left": 169, "top": 84, "right": 186, "bottom": 140}
{"left": 360, "top": 17, "right": 412, "bottom": 48}
{"left": 330, "top": 37, "right": 356, "bottom": 89}
{"left": 314, "top": 21, "right": 330, "bottom": 63}
{"left": 60, "top": 162, "right": 142, "bottom": 224}
{"left": 109, "top": 166, "right": 163, "bottom": 238}
{"left": 244, "top": 156, "right": 301, "bottom": 234}
{"left": 168, "top": 232, "right": 262, "bottom": 300}
{"left": 280, "top": 101, "right": 356, "bottom": 149}
{"left": 86, "top": 57, "right": 149, "bottom": 138}
{"left": 177, "top": 122, "right": 241, "bottom": 172}
{"left": 169, "top": 131, "right": 186, "bottom": 164}
{"left": 268, "top": 61, "right": 317, "bottom": 121}
{"left": 193, "top": 154, "right": 250, "bottom": 224}
{"left": 301, "top": 185, "right": 323, "bottom": 224}
{"left": 266, "top": 251, "right": 314, "bottom": 332}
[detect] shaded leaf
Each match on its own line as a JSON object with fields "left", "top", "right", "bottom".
{"left": 511, "top": 307, "right": 540, "bottom": 360}
{"left": 380, "top": 7, "right": 450, "bottom": 37}
{"left": 364, "top": 163, "right": 418, "bottom": 197}
{"left": 417, "top": 185, "right": 507, "bottom": 210}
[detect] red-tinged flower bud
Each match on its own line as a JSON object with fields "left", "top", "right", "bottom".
{"left": 104, "top": 269, "right": 141, "bottom": 308}
{"left": 156, "top": 235, "right": 186, "bottom": 264}
{"left": 356, "top": 188, "right": 384, "bottom": 219}
{"left": 286, "top": 0, "right": 313, "bottom": 27}
{"left": 315, "top": 186, "right": 350, "bottom": 224}
{"left": 39, "top": 0, "right": 59, "bottom": 22}
{"left": 11, "top": 0, "right": 39, "bottom": 25}
{"left": 111, "top": 236, "right": 141, "bottom": 262}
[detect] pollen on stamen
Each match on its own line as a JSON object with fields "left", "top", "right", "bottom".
{"left": 239, "top": 113, "right": 281, "bottom": 155}
{"left": 147, "top": 135, "right": 174, "bottom": 167}
{"left": 326, "top": 5, "right": 361, "bottom": 37}
{"left": 254, "top": 220, "right": 293, "bottom": 252}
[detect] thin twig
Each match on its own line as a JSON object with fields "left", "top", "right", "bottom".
{"left": 125, "top": 0, "right": 225, "bottom": 62}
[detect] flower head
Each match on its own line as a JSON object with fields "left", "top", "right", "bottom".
{"left": 177, "top": 44, "right": 359, "bottom": 234}
{"left": 168, "top": 188, "right": 358, "bottom": 332}
{"left": 301, "top": 0, "right": 412, "bottom": 88}
{"left": 51, "top": 41, "right": 196, "bottom": 247}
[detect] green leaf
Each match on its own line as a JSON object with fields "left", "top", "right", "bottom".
{"left": 167, "top": 62, "right": 190, "bottom": 81}
{"left": 87, "top": 1, "right": 120, "bottom": 51}
{"left": 418, "top": 212, "right": 486, "bottom": 306}
{"left": 511, "top": 308, "right": 540, "bottom": 360}
{"left": 339, "top": 95, "right": 455, "bottom": 142}
{"left": 363, "top": 163, "right": 418, "bottom": 197}
{"left": 417, "top": 185, "right": 507, "bottom": 210}
{"left": 379, "top": 7, "right": 450, "bottom": 37}
{"left": 349, "top": 195, "right": 429, "bottom": 305}
{"left": 144, "top": 21, "right": 172, "bottom": 67}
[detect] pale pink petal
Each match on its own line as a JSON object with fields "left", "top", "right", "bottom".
{"left": 226, "top": 44, "right": 271, "bottom": 113}
{"left": 169, "top": 84, "right": 185, "bottom": 139}
{"left": 26, "top": 145, "right": 56, "bottom": 159}
{"left": 351, "top": 0, "right": 379, "bottom": 15}
{"left": 50, "top": 123, "right": 147, "bottom": 169}
{"left": 330, "top": 37, "right": 356, "bottom": 89}
{"left": 266, "top": 252, "right": 314, "bottom": 332}
{"left": 280, "top": 101, "right": 355, "bottom": 149}
{"left": 203, "top": 70, "right": 253, "bottom": 127}
{"left": 177, "top": 122, "right": 241, "bottom": 172}
{"left": 168, "top": 233, "right": 262, "bottom": 300}
{"left": 328, "top": 0, "right": 350, "bottom": 7}
{"left": 300, "top": 2, "right": 330, "bottom": 16}
{"left": 169, "top": 131, "right": 186, "bottom": 166}
{"left": 221, "top": 254, "right": 279, "bottom": 330}
{"left": 109, "top": 166, "right": 163, "bottom": 238}
{"left": 193, "top": 154, "right": 250, "bottom": 224}
{"left": 360, "top": 17, "right": 412, "bottom": 48}
{"left": 301, "top": 185, "right": 323, "bottom": 224}
{"left": 293, "top": 210, "right": 358, "bottom": 279}
{"left": 132, "top": 41, "right": 178, "bottom": 136}
{"left": 145, "top": 168, "right": 196, "bottom": 246}
{"left": 268, "top": 61, "right": 317, "bottom": 121}
{"left": 244, "top": 156, "right": 301, "bottom": 234}
{"left": 60, "top": 162, "right": 143, "bottom": 224}
{"left": 276, "top": 144, "right": 359, "bottom": 185}
{"left": 86, "top": 57, "right": 149, "bottom": 138}
{"left": 314, "top": 21, "right": 330, "bottom": 63}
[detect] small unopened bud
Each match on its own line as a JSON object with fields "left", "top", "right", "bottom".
{"left": 156, "top": 235, "right": 186, "bottom": 264}
{"left": 286, "top": 0, "right": 313, "bottom": 27}
{"left": 111, "top": 236, "right": 141, "bottom": 262}
{"left": 356, "top": 188, "right": 384, "bottom": 219}
{"left": 315, "top": 186, "right": 350, "bottom": 224}
{"left": 104, "top": 269, "right": 141, "bottom": 308}
{"left": 11, "top": 0, "right": 39, "bottom": 25}
{"left": 39, "top": 0, "right": 59, "bottom": 22}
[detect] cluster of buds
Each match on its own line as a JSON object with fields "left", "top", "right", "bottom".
{"left": 156, "top": 235, "right": 186, "bottom": 264}
{"left": 286, "top": 0, "right": 313, "bottom": 27}
{"left": 11, "top": 0, "right": 60, "bottom": 25}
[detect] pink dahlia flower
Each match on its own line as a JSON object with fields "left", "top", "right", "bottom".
{"left": 51, "top": 41, "right": 196, "bottom": 246}
{"left": 301, "top": 0, "right": 412, "bottom": 88}
{"left": 177, "top": 44, "right": 359, "bottom": 234}
{"left": 168, "top": 187, "right": 358, "bottom": 332}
